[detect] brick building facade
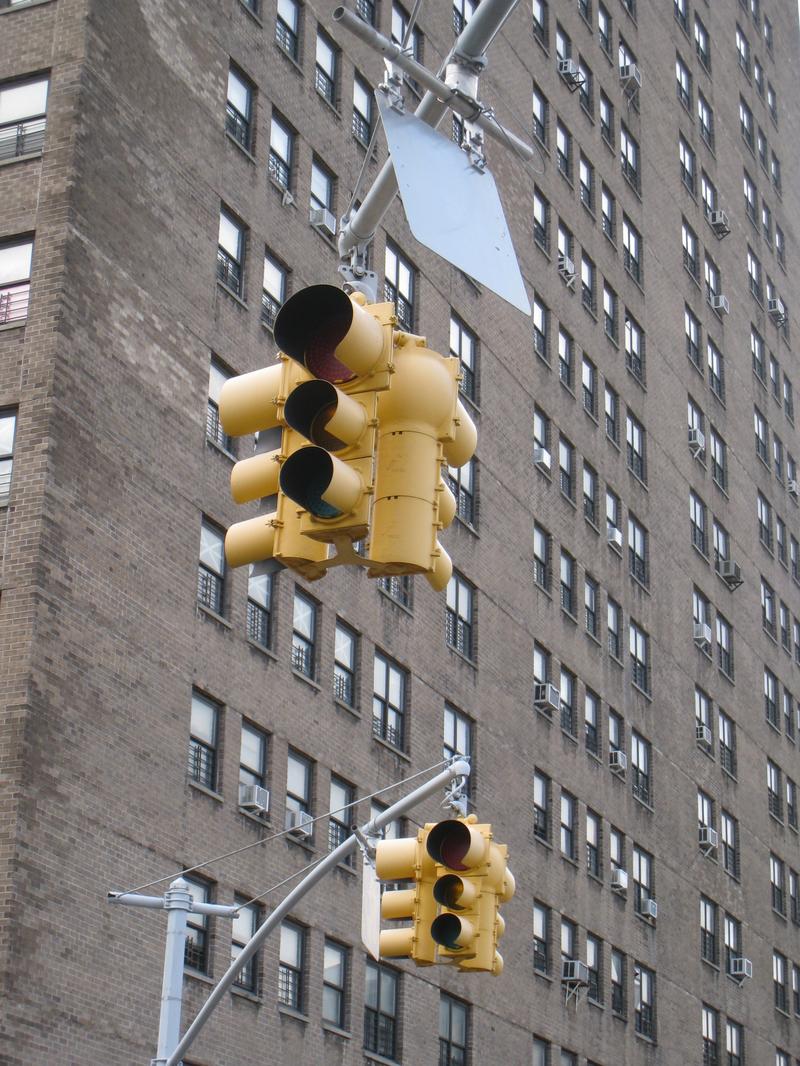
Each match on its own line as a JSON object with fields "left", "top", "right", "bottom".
{"left": 1, "top": 0, "right": 799, "bottom": 1063}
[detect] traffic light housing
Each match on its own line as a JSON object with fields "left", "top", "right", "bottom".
{"left": 425, "top": 816, "right": 515, "bottom": 975}
{"left": 375, "top": 828, "right": 437, "bottom": 966}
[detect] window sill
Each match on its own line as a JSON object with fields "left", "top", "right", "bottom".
{"left": 206, "top": 437, "right": 236, "bottom": 463}
{"left": 561, "top": 854, "right": 579, "bottom": 870}
{"left": 364, "top": 1051, "right": 401, "bottom": 1066}
{"left": 587, "top": 870, "right": 604, "bottom": 888}
{"left": 372, "top": 735, "right": 411, "bottom": 762}
{"left": 0, "top": 150, "right": 43, "bottom": 169}
{"left": 0, "top": 319, "right": 27, "bottom": 333}
{"left": 285, "top": 832, "right": 316, "bottom": 854}
{"left": 278, "top": 1006, "right": 309, "bottom": 1024}
{"left": 322, "top": 1023, "right": 352, "bottom": 1039}
{"left": 197, "top": 604, "right": 232, "bottom": 629}
{"left": 632, "top": 793, "right": 654, "bottom": 815}
{"left": 631, "top": 681, "right": 652, "bottom": 702}
{"left": 310, "top": 222, "right": 338, "bottom": 252}
{"left": 237, "top": 0, "right": 263, "bottom": 24}
{"left": 533, "top": 968, "right": 553, "bottom": 982}
{"left": 274, "top": 41, "right": 305, "bottom": 77}
{"left": 453, "top": 514, "right": 479, "bottom": 537}
{"left": 239, "top": 806, "right": 271, "bottom": 829}
{"left": 246, "top": 639, "right": 278, "bottom": 662}
{"left": 188, "top": 779, "right": 224, "bottom": 803}
{"left": 231, "top": 985, "right": 263, "bottom": 1004}
{"left": 446, "top": 645, "right": 477, "bottom": 670}
{"left": 185, "top": 968, "right": 215, "bottom": 985}
{"left": 216, "top": 280, "right": 248, "bottom": 309}
{"left": 315, "top": 91, "right": 342, "bottom": 122}
{"left": 585, "top": 630, "right": 602, "bottom": 648}
{"left": 269, "top": 175, "right": 296, "bottom": 203}
{"left": 225, "top": 131, "right": 257, "bottom": 163}
{"left": 629, "top": 574, "right": 650, "bottom": 596}
{"left": 291, "top": 668, "right": 321, "bottom": 691}
{"left": 333, "top": 696, "right": 360, "bottom": 719}
{"left": 377, "top": 587, "right": 414, "bottom": 616}
{"left": 561, "top": 727, "right": 578, "bottom": 746}
{"left": 719, "top": 667, "right": 735, "bottom": 686}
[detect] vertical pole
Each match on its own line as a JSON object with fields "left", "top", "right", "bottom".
{"left": 151, "top": 878, "right": 192, "bottom": 1066}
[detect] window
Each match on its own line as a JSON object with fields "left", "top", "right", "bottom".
{"left": 226, "top": 65, "right": 253, "bottom": 151}
{"left": 702, "top": 1006, "right": 719, "bottom": 1065}
{"left": 625, "top": 311, "right": 644, "bottom": 382}
{"left": 447, "top": 457, "right": 476, "bottom": 527}
{"left": 609, "top": 825, "right": 624, "bottom": 873}
{"left": 579, "top": 156, "right": 594, "bottom": 212}
{"left": 679, "top": 135, "right": 696, "bottom": 194}
{"left": 533, "top": 769, "right": 551, "bottom": 841}
{"left": 391, "top": 3, "right": 422, "bottom": 68}
{"left": 599, "top": 92, "right": 614, "bottom": 146}
{"left": 188, "top": 691, "right": 219, "bottom": 791}
{"left": 373, "top": 653, "right": 406, "bottom": 749}
{"left": 747, "top": 246, "right": 763, "bottom": 303}
{"left": 774, "top": 951, "right": 788, "bottom": 1012}
{"left": 701, "top": 171, "right": 717, "bottom": 219}
{"left": 558, "top": 436, "right": 574, "bottom": 501}
{"left": 698, "top": 92, "right": 714, "bottom": 148}
{"left": 198, "top": 518, "right": 225, "bottom": 614}
{"left": 286, "top": 749, "right": 312, "bottom": 826}
{"left": 278, "top": 920, "right": 305, "bottom": 1011}
{"left": 217, "top": 209, "right": 245, "bottom": 297}
{"left": 0, "top": 74, "right": 48, "bottom": 164}
{"left": 676, "top": 55, "right": 692, "bottom": 108}
{"left": 771, "top": 151, "right": 781, "bottom": 195}
{"left": 275, "top": 0, "right": 300, "bottom": 57}
{"left": 450, "top": 314, "right": 477, "bottom": 403}
{"left": 762, "top": 201, "right": 773, "bottom": 245}
{"left": 785, "top": 689, "right": 796, "bottom": 740}
{"left": 555, "top": 120, "right": 572, "bottom": 181}
{"left": 710, "top": 429, "right": 727, "bottom": 490}
{"left": 239, "top": 721, "right": 267, "bottom": 802}
{"left": 632, "top": 846, "right": 653, "bottom": 914}
{"left": 751, "top": 325, "right": 766, "bottom": 380}
{"left": 232, "top": 898, "right": 260, "bottom": 992}
{"left": 584, "top": 689, "right": 600, "bottom": 755}
{"left": 682, "top": 219, "right": 699, "bottom": 280}
{"left": 623, "top": 218, "right": 642, "bottom": 285}
{"left": 776, "top": 226, "right": 786, "bottom": 269}
{"left": 620, "top": 124, "right": 639, "bottom": 192}
{"left": 269, "top": 114, "right": 294, "bottom": 190}
{"left": 333, "top": 620, "right": 357, "bottom": 706}
{"left": 578, "top": 62, "right": 593, "bottom": 117}
{"left": 452, "top": 0, "right": 476, "bottom": 34}
{"left": 384, "top": 243, "right": 414, "bottom": 331}
{"left": 626, "top": 411, "right": 646, "bottom": 481}
{"left": 735, "top": 24, "right": 750, "bottom": 75}
{"left": 713, "top": 519, "right": 729, "bottom": 569}
{"left": 739, "top": 97, "right": 754, "bottom": 150}
{"left": 533, "top": 1038, "right": 551, "bottom": 1066}
{"left": 322, "top": 941, "right": 348, "bottom": 1029}
{"left": 631, "top": 731, "right": 651, "bottom": 805}
{"left": 584, "top": 575, "right": 599, "bottom": 638}
{"left": 364, "top": 961, "right": 398, "bottom": 1058}
{"left": 558, "top": 327, "right": 574, "bottom": 387}
{"left": 439, "top": 995, "right": 468, "bottom": 1066}
{"left": 261, "top": 251, "right": 286, "bottom": 329}
{"left": 787, "top": 777, "right": 798, "bottom": 829}
{"left": 580, "top": 256, "right": 596, "bottom": 315}
{"left": 560, "top": 790, "right": 576, "bottom": 859}
{"left": 720, "top": 811, "right": 738, "bottom": 877}
{"left": 790, "top": 870, "right": 800, "bottom": 924}
{"left": 764, "top": 665, "right": 778, "bottom": 723}
{"left": 611, "top": 949, "right": 626, "bottom": 1016}
{"left": 184, "top": 877, "right": 212, "bottom": 973}
{"left": 532, "top": 85, "right": 548, "bottom": 147}
{"left": 723, "top": 913, "right": 741, "bottom": 976}
{"left": 757, "top": 492, "right": 773, "bottom": 549}
{"left": 600, "top": 184, "right": 615, "bottom": 241}
{"left": 605, "top": 384, "right": 619, "bottom": 443}
{"left": 700, "top": 897, "right": 718, "bottom": 964}
{"left": 315, "top": 31, "right": 338, "bottom": 104}
{"left": 586, "top": 933, "right": 602, "bottom": 1002}
{"left": 603, "top": 282, "right": 618, "bottom": 342}
{"left": 329, "top": 776, "right": 354, "bottom": 855}
{"left": 757, "top": 125, "right": 768, "bottom": 170}
{"left": 533, "top": 523, "right": 551, "bottom": 591}
{"left": 0, "top": 409, "right": 16, "bottom": 503}
{"left": 291, "top": 590, "right": 316, "bottom": 677}
{"left": 532, "top": 0, "right": 548, "bottom": 46}
{"left": 206, "top": 358, "right": 234, "bottom": 449}
{"left": 310, "top": 157, "right": 335, "bottom": 215}
{"left": 707, "top": 339, "right": 724, "bottom": 400}
{"left": 630, "top": 620, "right": 650, "bottom": 694}
{"left": 533, "top": 901, "right": 550, "bottom": 973}
{"left": 446, "top": 572, "right": 474, "bottom": 659}
{"left": 607, "top": 598, "right": 621, "bottom": 659}
{"left": 555, "top": 23, "right": 571, "bottom": 61}
{"left": 773, "top": 436, "right": 784, "bottom": 482}
{"left": 560, "top": 917, "right": 576, "bottom": 965}
{"left": 768, "top": 762, "right": 783, "bottom": 821}
{"left": 559, "top": 666, "right": 576, "bottom": 735}
{"left": 634, "top": 963, "right": 655, "bottom": 1039}
{"left": 628, "top": 514, "right": 648, "bottom": 586}
{"left": 352, "top": 74, "right": 373, "bottom": 144}
{"left": 532, "top": 295, "right": 549, "bottom": 360}
{"left": 532, "top": 187, "right": 550, "bottom": 253}
{"left": 582, "top": 465, "right": 598, "bottom": 527}
{"left": 754, "top": 406, "right": 768, "bottom": 463}
{"left": 581, "top": 357, "right": 597, "bottom": 418}
{"left": 560, "top": 551, "right": 576, "bottom": 617}
{"left": 695, "top": 15, "right": 711, "bottom": 69}
{"left": 719, "top": 711, "right": 736, "bottom": 776}
{"left": 597, "top": 3, "right": 612, "bottom": 54}
{"left": 444, "top": 705, "right": 472, "bottom": 782}
{"left": 674, "top": 0, "right": 688, "bottom": 30}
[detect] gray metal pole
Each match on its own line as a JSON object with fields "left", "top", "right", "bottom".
{"left": 165, "top": 759, "right": 470, "bottom": 1066}
{"left": 337, "top": 0, "right": 520, "bottom": 256}
{"left": 151, "top": 878, "right": 192, "bottom": 1066}
{"left": 332, "top": 8, "right": 534, "bottom": 163}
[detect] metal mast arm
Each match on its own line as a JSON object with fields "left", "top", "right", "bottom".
{"left": 336, "top": 0, "right": 520, "bottom": 259}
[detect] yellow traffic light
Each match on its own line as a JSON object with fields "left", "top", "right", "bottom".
{"left": 369, "top": 333, "right": 476, "bottom": 591}
{"left": 425, "top": 816, "right": 515, "bottom": 975}
{"left": 375, "top": 830, "right": 437, "bottom": 966}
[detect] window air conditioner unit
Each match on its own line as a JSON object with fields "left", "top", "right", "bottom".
{"left": 239, "top": 783, "right": 270, "bottom": 814}
{"left": 788, "top": 479, "right": 799, "bottom": 498}
{"left": 695, "top": 723, "right": 712, "bottom": 748}
{"left": 638, "top": 896, "right": 657, "bottom": 921}
{"left": 557, "top": 252, "right": 577, "bottom": 286}
{"left": 611, "top": 866, "right": 629, "bottom": 895}
{"left": 609, "top": 749, "right": 627, "bottom": 774}
{"left": 709, "top": 293, "right": 730, "bottom": 315}
{"left": 698, "top": 825, "right": 718, "bottom": 851}
{"left": 619, "top": 63, "right": 642, "bottom": 95}
{"left": 534, "top": 446, "right": 552, "bottom": 473}
{"left": 693, "top": 622, "right": 712, "bottom": 650}
{"left": 717, "top": 558, "right": 743, "bottom": 590}
{"left": 309, "top": 206, "right": 337, "bottom": 238}
{"left": 607, "top": 524, "right": 623, "bottom": 550}
{"left": 709, "top": 210, "right": 731, "bottom": 239}
{"left": 768, "top": 297, "right": 787, "bottom": 326}
{"left": 285, "top": 809, "right": 314, "bottom": 838}
{"left": 561, "top": 959, "right": 590, "bottom": 985}
{"left": 688, "top": 427, "right": 706, "bottom": 457}
{"left": 728, "top": 956, "right": 753, "bottom": 982}
{"left": 558, "top": 58, "right": 585, "bottom": 91}
{"left": 534, "top": 682, "right": 561, "bottom": 714}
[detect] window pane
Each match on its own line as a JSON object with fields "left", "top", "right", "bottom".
{"left": 0, "top": 78, "right": 49, "bottom": 123}
{"left": 0, "top": 240, "right": 33, "bottom": 285}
